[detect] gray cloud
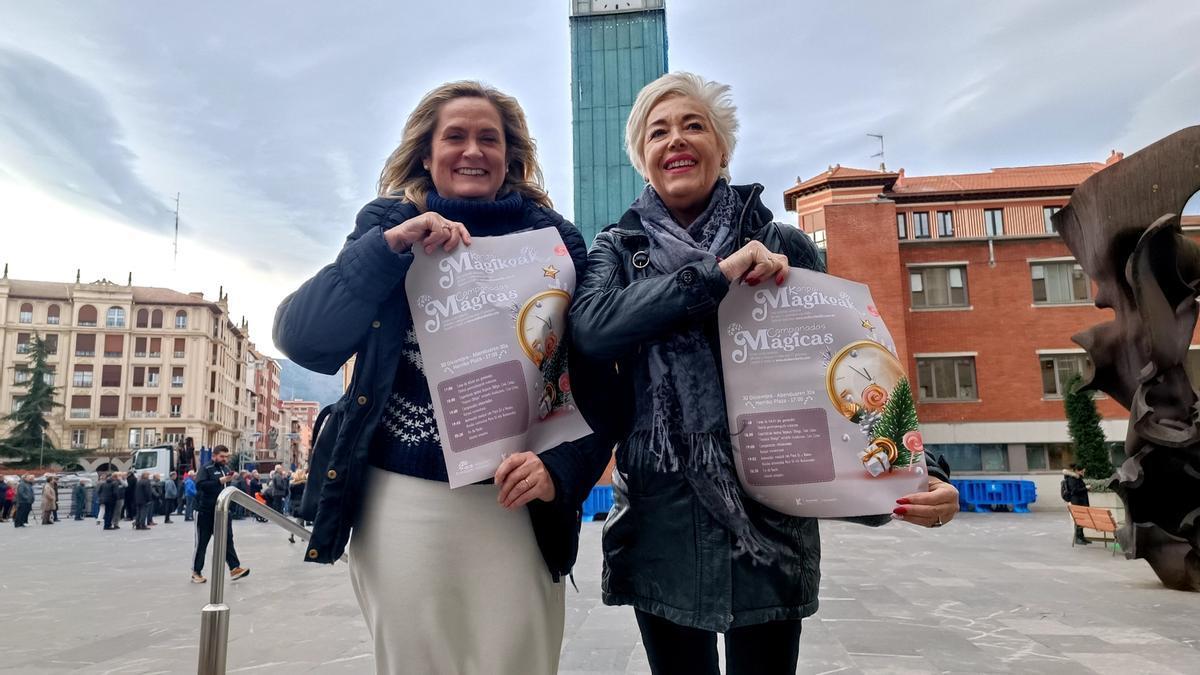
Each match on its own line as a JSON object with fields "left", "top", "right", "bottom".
{"left": 0, "top": 47, "right": 174, "bottom": 230}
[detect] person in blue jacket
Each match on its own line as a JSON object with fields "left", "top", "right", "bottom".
{"left": 273, "top": 80, "right": 611, "bottom": 675}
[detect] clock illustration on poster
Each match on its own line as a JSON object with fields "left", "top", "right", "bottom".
{"left": 825, "top": 340, "right": 905, "bottom": 421}
{"left": 516, "top": 289, "right": 573, "bottom": 419}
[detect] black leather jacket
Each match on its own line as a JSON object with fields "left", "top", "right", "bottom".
{"left": 570, "top": 184, "right": 949, "bottom": 631}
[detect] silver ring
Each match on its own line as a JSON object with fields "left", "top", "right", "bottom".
{"left": 931, "top": 516, "right": 944, "bottom": 528}
{"left": 521, "top": 478, "right": 531, "bottom": 491}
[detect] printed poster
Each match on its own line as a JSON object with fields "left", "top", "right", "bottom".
{"left": 718, "top": 269, "right": 928, "bottom": 517}
{"left": 405, "top": 228, "right": 593, "bottom": 488}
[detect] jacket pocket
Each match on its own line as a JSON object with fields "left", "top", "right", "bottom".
{"left": 298, "top": 397, "right": 348, "bottom": 521}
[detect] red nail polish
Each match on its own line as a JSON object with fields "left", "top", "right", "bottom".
{"left": 896, "top": 498, "right": 910, "bottom": 505}
{"left": 748, "top": 278, "right": 760, "bottom": 286}
{"left": 893, "top": 506, "right": 908, "bottom": 515}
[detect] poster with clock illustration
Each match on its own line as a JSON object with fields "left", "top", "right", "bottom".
{"left": 718, "top": 268, "right": 927, "bottom": 518}
{"left": 405, "top": 228, "right": 593, "bottom": 488}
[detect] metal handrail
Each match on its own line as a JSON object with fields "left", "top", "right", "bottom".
{"left": 197, "top": 486, "right": 339, "bottom": 675}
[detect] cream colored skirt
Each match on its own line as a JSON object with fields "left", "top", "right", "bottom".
{"left": 349, "top": 468, "right": 565, "bottom": 675}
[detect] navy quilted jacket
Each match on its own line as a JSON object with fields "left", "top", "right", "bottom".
{"left": 273, "top": 196, "right": 613, "bottom": 579}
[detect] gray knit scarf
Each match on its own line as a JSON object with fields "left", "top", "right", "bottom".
{"left": 628, "top": 179, "right": 783, "bottom": 565}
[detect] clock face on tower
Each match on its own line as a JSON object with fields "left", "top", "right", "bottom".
{"left": 590, "top": 0, "right": 647, "bottom": 12}
{"left": 825, "top": 340, "right": 906, "bottom": 420}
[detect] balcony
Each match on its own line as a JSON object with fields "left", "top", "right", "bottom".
{"left": 75, "top": 350, "right": 95, "bottom": 357}
{"left": 174, "top": 351, "right": 186, "bottom": 358}
{"left": 134, "top": 351, "right": 147, "bottom": 358}
{"left": 70, "top": 408, "right": 90, "bottom": 418}
{"left": 78, "top": 321, "right": 96, "bottom": 327}
{"left": 170, "top": 411, "right": 182, "bottom": 418}
{"left": 147, "top": 379, "right": 160, "bottom": 388}
{"left": 103, "top": 351, "right": 123, "bottom": 358}
{"left": 149, "top": 351, "right": 161, "bottom": 358}
{"left": 16, "top": 345, "right": 31, "bottom": 355}
{"left": 48, "top": 317, "right": 60, "bottom": 325}
{"left": 171, "top": 379, "right": 184, "bottom": 388}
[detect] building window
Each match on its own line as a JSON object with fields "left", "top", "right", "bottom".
{"left": 912, "top": 212, "right": 930, "bottom": 238}
{"left": 106, "top": 307, "right": 126, "bottom": 328}
{"left": 149, "top": 337, "right": 162, "bottom": 357}
{"left": 99, "top": 395, "right": 119, "bottom": 418}
{"left": 103, "top": 334, "right": 124, "bottom": 358}
{"left": 16, "top": 332, "right": 31, "bottom": 354}
{"left": 11, "top": 396, "right": 26, "bottom": 413}
{"left": 19, "top": 303, "right": 33, "bottom": 323}
{"left": 175, "top": 310, "right": 189, "bottom": 329}
{"left": 101, "top": 365, "right": 122, "bottom": 388}
{"left": 927, "top": 444, "right": 1009, "bottom": 472}
{"left": 910, "top": 266, "right": 969, "bottom": 308}
{"left": 174, "top": 338, "right": 186, "bottom": 358}
{"left": 133, "top": 366, "right": 145, "bottom": 387}
{"left": 896, "top": 213, "right": 907, "bottom": 239}
{"left": 73, "top": 365, "right": 93, "bottom": 387}
{"left": 71, "top": 429, "right": 87, "bottom": 449}
{"left": 134, "top": 337, "right": 147, "bottom": 357}
{"left": 129, "top": 428, "right": 142, "bottom": 449}
{"left": 170, "top": 397, "right": 182, "bottom": 418}
{"left": 1040, "top": 353, "right": 1093, "bottom": 398}
{"left": 146, "top": 396, "right": 159, "bottom": 417}
{"left": 984, "top": 208, "right": 1004, "bottom": 236}
{"left": 1026, "top": 443, "right": 1075, "bottom": 471}
{"left": 147, "top": 367, "right": 160, "bottom": 388}
{"left": 151, "top": 309, "right": 163, "bottom": 329}
{"left": 164, "top": 427, "right": 185, "bottom": 443}
{"left": 1044, "top": 206, "right": 1061, "bottom": 233}
{"left": 78, "top": 305, "right": 97, "bottom": 327}
{"left": 171, "top": 367, "right": 184, "bottom": 387}
{"left": 75, "top": 334, "right": 96, "bottom": 357}
{"left": 71, "top": 395, "right": 91, "bottom": 418}
{"left": 42, "top": 367, "right": 55, "bottom": 386}
{"left": 136, "top": 309, "right": 149, "bottom": 328}
{"left": 44, "top": 334, "right": 58, "bottom": 355}
{"left": 47, "top": 304, "right": 60, "bottom": 325}
{"left": 811, "top": 229, "right": 827, "bottom": 250}
{"left": 916, "top": 356, "right": 978, "bottom": 400}
{"left": 14, "top": 367, "right": 30, "bottom": 385}
{"left": 937, "top": 211, "right": 954, "bottom": 237}
{"left": 1032, "top": 262, "right": 1092, "bottom": 304}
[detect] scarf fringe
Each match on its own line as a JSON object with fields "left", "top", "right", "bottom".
{"left": 628, "top": 427, "right": 785, "bottom": 567}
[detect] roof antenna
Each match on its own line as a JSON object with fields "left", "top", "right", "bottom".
{"left": 172, "top": 192, "right": 181, "bottom": 270}
{"left": 867, "top": 133, "right": 885, "bottom": 171}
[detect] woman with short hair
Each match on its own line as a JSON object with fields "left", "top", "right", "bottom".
{"left": 570, "top": 72, "right": 961, "bottom": 675}
{"left": 274, "top": 80, "right": 610, "bottom": 674}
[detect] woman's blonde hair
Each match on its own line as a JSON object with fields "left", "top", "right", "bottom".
{"left": 625, "top": 72, "right": 739, "bottom": 182}
{"left": 377, "top": 80, "right": 551, "bottom": 209}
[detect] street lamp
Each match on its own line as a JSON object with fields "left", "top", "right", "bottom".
{"left": 40, "top": 428, "right": 45, "bottom": 468}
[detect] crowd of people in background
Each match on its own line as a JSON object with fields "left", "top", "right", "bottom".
{"left": 2, "top": 465, "right": 304, "bottom": 531}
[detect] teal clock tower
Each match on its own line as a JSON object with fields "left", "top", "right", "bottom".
{"left": 569, "top": 0, "right": 668, "bottom": 243}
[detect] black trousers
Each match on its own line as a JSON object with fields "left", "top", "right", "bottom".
{"left": 14, "top": 503, "right": 32, "bottom": 527}
{"left": 103, "top": 501, "right": 118, "bottom": 528}
{"left": 193, "top": 509, "right": 240, "bottom": 575}
{"left": 634, "top": 610, "right": 803, "bottom": 675}
{"left": 136, "top": 503, "right": 150, "bottom": 529}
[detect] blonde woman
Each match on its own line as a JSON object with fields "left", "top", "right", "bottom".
{"left": 274, "top": 81, "right": 610, "bottom": 674}
{"left": 570, "top": 72, "right": 959, "bottom": 675}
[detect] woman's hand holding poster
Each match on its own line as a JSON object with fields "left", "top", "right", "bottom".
{"left": 718, "top": 269, "right": 927, "bottom": 517}
{"left": 405, "top": 229, "right": 592, "bottom": 488}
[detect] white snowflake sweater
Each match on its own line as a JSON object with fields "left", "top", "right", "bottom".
{"left": 367, "top": 327, "right": 446, "bottom": 481}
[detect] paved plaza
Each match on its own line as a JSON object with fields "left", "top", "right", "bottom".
{"left": 1, "top": 509, "right": 1197, "bottom": 674}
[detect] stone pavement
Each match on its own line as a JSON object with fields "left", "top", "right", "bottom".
{"left": 0, "top": 510, "right": 1197, "bottom": 674}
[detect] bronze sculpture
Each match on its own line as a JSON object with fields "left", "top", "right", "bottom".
{"left": 1054, "top": 125, "right": 1200, "bottom": 591}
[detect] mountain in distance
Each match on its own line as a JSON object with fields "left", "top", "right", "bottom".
{"left": 278, "top": 359, "right": 344, "bottom": 407}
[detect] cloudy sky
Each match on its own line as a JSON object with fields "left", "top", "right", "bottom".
{"left": 2, "top": 1, "right": 1198, "bottom": 357}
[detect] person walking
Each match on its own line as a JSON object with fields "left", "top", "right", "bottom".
{"left": 49, "top": 475, "right": 61, "bottom": 522}
{"left": 163, "top": 472, "right": 178, "bottom": 523}
{"left": 191, "top": 445, "right": 250, "bottom": 584}
{"left": 183, "top": 471, "right": 197, "bottom": 521}
{"left": 174, "top": 472, "right": 186, "bottom": 515}
{"left": 269, "top": 469, "right": 288, "bottom": 513}
{"left": 98, "top": 474, "right": 120, "bottom": 530}
{"left": 72, "top": 480, "right": 88, "bottom": 520}
{"left": 1063, "top": 463, "right": 1091, "bottom": 545}
{"left": 40, "top": 476, "right": 58, "bottom": 525}
{"left": 287, "top": 469, "right": 307, "bottom": 544}
{"left": 15, "top": 475, "right": 35, "bottom": 527}
{"left": 124, "top": 472, "right": 137, "bottom": 521}
{"left": 134, "top": 472, "right": 153, "bottom": 530}
{"left": 112, "top": 473, "right": 126, "bottom": 526}
{"left": 1, "top": 477, "right": 15, "bottom": 521}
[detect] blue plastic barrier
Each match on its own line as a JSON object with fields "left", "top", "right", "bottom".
{"left": 582, "top": 485, "right": 614, "bottom": 521}
{"left": 950, "top": 478, "right": 1035, "bottom": 513}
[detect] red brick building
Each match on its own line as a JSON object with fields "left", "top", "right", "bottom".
{"left": 784, "top": 153, "right": 1198, "bottom": 488}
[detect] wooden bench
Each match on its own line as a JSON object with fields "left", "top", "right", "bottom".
{"left": 1068, "top": 505, "right": 1119, "bottom": 555}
